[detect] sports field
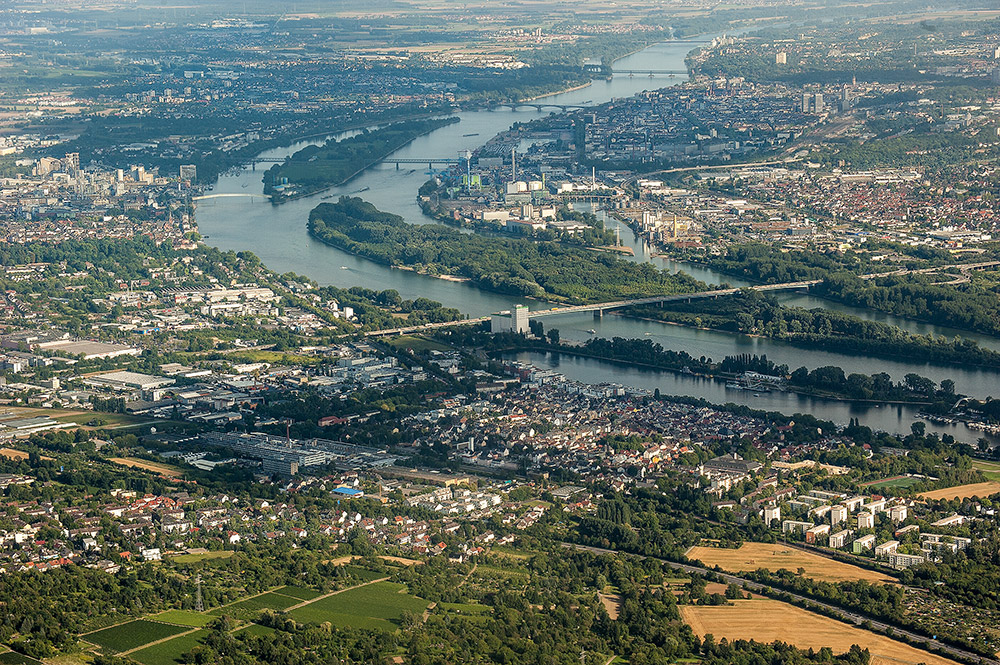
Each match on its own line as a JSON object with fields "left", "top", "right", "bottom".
{"left": 863, "top": 475, "right": 921, "bottom": 489}
{"left": 287, "top": 581, "right": 427, "bottom": 631}
{"left": 680, "top": 598, "right": 959, "bottom": 665}
{"left": 919, "top": 481, "right": 1000, "bottom": 500}
{"left": 84, "top": 619, "right": 190, "bottom": 652}
{"left": 686, "top": 542, "right": 893, "bottom": 584}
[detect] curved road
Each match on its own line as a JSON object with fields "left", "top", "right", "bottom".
{"left": 561, "top": 542, "right": 998, "bottom": 665}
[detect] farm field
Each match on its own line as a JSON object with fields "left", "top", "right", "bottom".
{"left": 128, "top": 628, "right": 210, "bottom": 665}
{"left": 0, "top": 448, "right": 52, "bottom": 462}
{"left": 287, "top": 580, "right": 427, "bottom": 631}
{"left": 686, "top": 542, "right": 893, "bottom": 584}
{"left": 83, "top": 619, "right": 190, "bottom": 652}
{"left": 107, "top": 457, "right": 183, "bottom": 478}
{"left": 276, "top": 586, "right": 322, "bottom": 601}
{"left": 379, "top": 555, "right": 422, "bottom": 566}
{"left": 208, "top": 591, "right": 302, "bottom": 619}
{"left": 919, "top": 481, "right": 1000, "bottom": 500}
{"left": 680, "top": 598, "right": 960, "bottom": 665}
{"left": 343, "top": 565, "right": 393, "bottom": 582}
{"left": 151, "top": 610, "right": 213, "bottom": 627}
{"left": 0, "top": 448, "right": 29, "bottom": 461}
{"left": 598, "top": 592, "right": 621, "bottom": 619}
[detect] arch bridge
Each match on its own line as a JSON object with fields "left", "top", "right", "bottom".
{"left": 493, "top": 102, "right": 592, "bottom": 112}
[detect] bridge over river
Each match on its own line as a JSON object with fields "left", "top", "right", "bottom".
{"left": 364, "top": 279, "right": 818, "bottom": 338}
{"left": 363, "top": 260, "right": 1000, "bottom": 338}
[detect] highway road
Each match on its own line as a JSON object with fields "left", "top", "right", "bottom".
{"left": 560, "top": 542, "right": 997, "bottom": 665}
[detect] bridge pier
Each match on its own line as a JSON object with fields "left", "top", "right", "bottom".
{"left": 396, "top": 163, "right": 400, "bottom": 170}
{"left": 594, "top": 310, "right": 603, "bottom": 320}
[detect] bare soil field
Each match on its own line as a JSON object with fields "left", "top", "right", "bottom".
{"left": 680, "top": 598, "right": 960, "bottom": 665}
{"left": 686, "top": 542, "right": 893, "bottom": 584}
{"left": 919, "top": 481, "right": 1000, "bottom": 501}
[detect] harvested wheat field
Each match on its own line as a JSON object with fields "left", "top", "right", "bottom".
{"left": 598, "top": 592, "right": 621, "bottom": 619}
{"left": 108, "top": 457, "right": 184, "bottom": 478}
{"left": 0, "top": 448, "right": 29, "bottom": 460}
{"left": 680, "top": 598, "right": 959, "bottom": 665}
{"left": 919, "top": 481, "right": 1000, "bottom": 501}
{"left": 686, "top": 542, "right": 893, "bottom": 584}
{"left": 379, "top": 555, "right": 423, "bottom": 566}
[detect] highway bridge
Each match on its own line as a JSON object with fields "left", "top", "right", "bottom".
{"left": 529, "top": 280, "right": 820, "bottom": 320}
{"left": 248, "top": 156, "right": 462, "bottom": 169}
{"left": 192, "top": 193, "right": 260, "bottom": 201}
{"left": 611, "top": 69, "right": 688, "bottom": 75}
{"left": 364, "top": 280, "right": 818, "bottom": 337}
{"left": 363, "top": 260, "right": 1000, "bottom": 338}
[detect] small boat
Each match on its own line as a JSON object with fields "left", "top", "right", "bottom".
{"left": 587, "top": 329, "right": 597, "bottom": 334}
{"left": 340, "top": 266, "right": 349, "bottom": 270}
{"left": 725, "top": 381, "right": 745, "bottom": 390}
{"left": 463, "top": 133, "right": 480, "bottom": 137}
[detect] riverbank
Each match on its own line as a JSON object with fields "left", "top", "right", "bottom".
{"left": 521, "top": 80, "right": 594, "bottom": 103}
{"left": 474, "top": 333, "right": 951, "bottom": 407}
{"left": 618, "top": 306, "right": 1000, "bottom": 371}
{"left": 265, "top": 117, "right": 460, "bottom": 204}
{"left": 194, "top": 35, "right": 1000, "bottom": 440}
{"left": 670, "top": 250, "right": 1000, "bottom": 341}
{"left": 392, "top": 265, "right": 471, "bottom": 283}
{"left": 308, "top": 197, "right": 706, "bottom": 306}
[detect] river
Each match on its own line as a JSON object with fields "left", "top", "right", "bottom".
{"left": 195, "top": 40, "right": 1000, "bottom": 444}
{"left": 508, "top": 350, "right": 990, "bottom": 444}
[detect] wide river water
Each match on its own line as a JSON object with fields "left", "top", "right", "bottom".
{"left": 196, "top": 40, "right": 1000, "bottom": 444}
